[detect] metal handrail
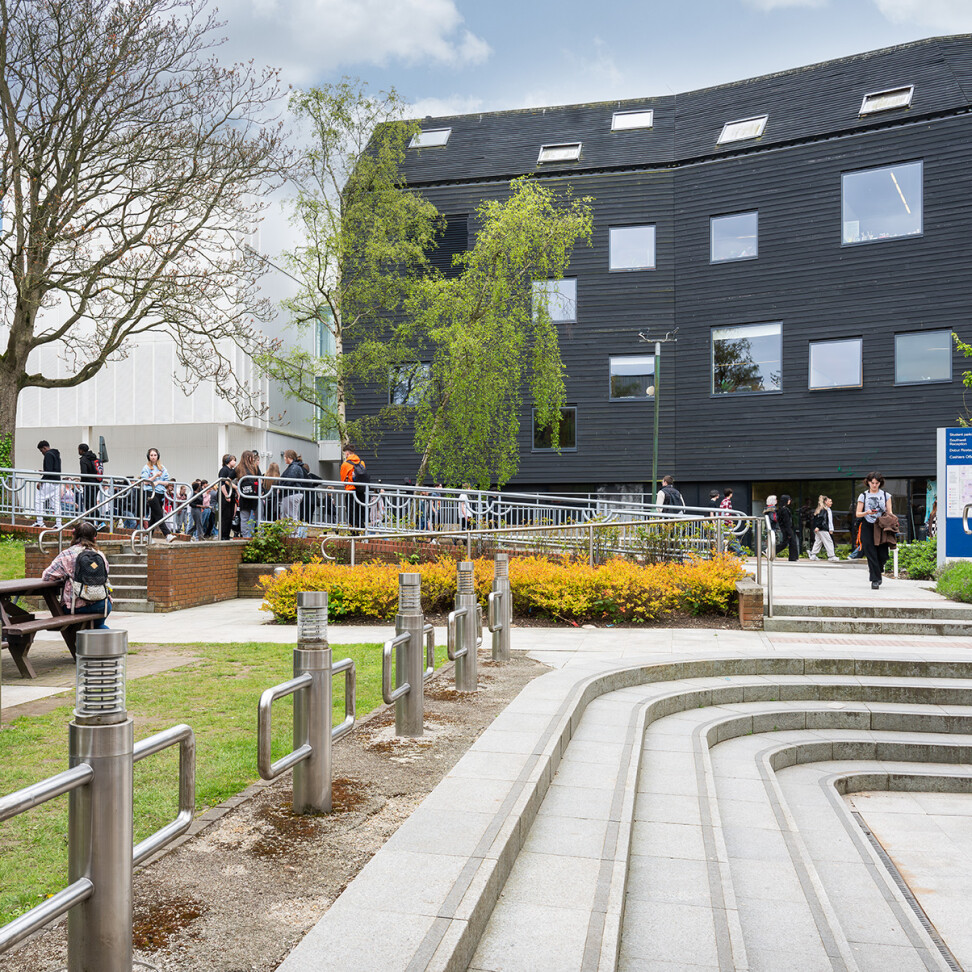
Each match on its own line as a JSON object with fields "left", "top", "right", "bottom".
{"left": 129, "top": 477, "right": 232, "bottom": 552}
{"left": 132, "top": 724, "right": 196, "bottom": 866}
{"left": 38, "top": 478, "right": 146, "bottom": 553}
{"left": 322, "top": 513, "right": 761, "bottom": 566}
{"left": 447, "top": 607, "right": 468, "bottom": 661}
{"left": 488, "top": 590, "right": 504, "bottom": 633}
{"left": 257, "top": 674, "right": 314, "bottom": 780}
{"left": 964, "top": 503, "right": 972, "bottom": 535}
{"left": 331, "top": 656, "right": 357, "bottom": 742}
{"left": 423, "top": 622, "right": 436, "bottom": 680}
{"left": 382, "top": 631, "right": 411, "bottom": 705}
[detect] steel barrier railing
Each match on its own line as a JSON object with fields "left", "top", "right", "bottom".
{"left": 446, "top": 561, "right": 483, "bottom": 692}
{"left": 0, "top": 629, "right": 195, "bottom": 968}
{"left": 487, "top": 553, "right": 512, "bottom": 662}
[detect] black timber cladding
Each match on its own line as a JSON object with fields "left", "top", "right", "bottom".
{"left": 350, "top": 35, "right": 972, "bottom": 487}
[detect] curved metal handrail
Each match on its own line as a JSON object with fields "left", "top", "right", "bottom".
{"left": 129, "top": 478, "right": 233, "bottom": 552}
{"left": 38, "top": 479, "right": 146, "bottom": 554}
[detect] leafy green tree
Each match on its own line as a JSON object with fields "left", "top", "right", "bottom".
{"left": 405, "top": 179, "right": 593, "bottom": 487}
{"left": 259, "top": 80, "right": 441, "bottom": 445}
{"left": 953, "top": 332, "right": 972, "bottom": 426}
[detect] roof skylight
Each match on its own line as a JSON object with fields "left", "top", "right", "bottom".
{"left": 538, "top": 142, "right": 582, "bottom": 163}
{"left": 409, "top": 128, "right": 451, "bottom": 148}
{"left": 612, "top": 109, "right": 654, "bottom": 131}
{"left": 859, "top": 85, "right": 914, "bottom": 116}
{"left": 717, "top": 115, "right": 768, "bottom": 145}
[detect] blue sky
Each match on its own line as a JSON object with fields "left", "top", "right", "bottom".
{"left": 215, "top": 0, "right": 972, "bottom": 116}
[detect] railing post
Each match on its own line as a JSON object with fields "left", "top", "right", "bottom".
{"left": 395, "top": 573, "right": 425, "bottom": 737}
{"left": 455, "top": 562, "right": 479, "bottom": 692}
{"left": 68, "top": 629, "right": 134, "bottom": 972}
{"left": 490, "top": 553, "right": 511, "bottom": 663}
{"left": 293, "top": 592, "right": 332, "bottom": 814}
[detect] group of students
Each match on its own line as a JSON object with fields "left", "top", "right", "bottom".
{"left": 766, "top": 473, "right": 898, "bottom": 590}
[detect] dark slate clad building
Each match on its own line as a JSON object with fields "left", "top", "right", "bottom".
{"left": 350, "top": 36, "right": 972, "bottom": 539}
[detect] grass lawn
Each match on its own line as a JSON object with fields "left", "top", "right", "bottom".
{"left": 0, "top": 539, "right": 25, "bottom": 581}
{"left": 0, "top": 638, "right": 446, "bottom": 924}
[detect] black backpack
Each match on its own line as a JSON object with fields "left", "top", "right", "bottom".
{"left": 661, "top": 485, "right": 684, "bottom": 508}
{"left": 351, "top": 459, "right": 371, "bottom": 484}
{"left": 72, "top": 549, "right": 109, "bottom": 603}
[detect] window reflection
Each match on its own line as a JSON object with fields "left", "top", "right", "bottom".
{"left": 842, "top": 162, "right": 922, "bottom": 244}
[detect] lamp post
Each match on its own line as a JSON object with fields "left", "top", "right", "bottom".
{"left": 638, "top": 328, "right": 678, "bottom": 502}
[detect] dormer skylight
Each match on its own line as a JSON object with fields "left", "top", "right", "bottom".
{"left": 409, "top": 128, "right": 451, "bottom": 148}
{"left": 612, "top": 109, "right": 654, "bottom": 131}
{"left": 717, "top": 115, "right": 768, "bottom": 145}
{"left": 538, "top": 142, "right": 582, "bottom": 163}
{"left": 859, "top": 85, "right": 914, "bottom": 116}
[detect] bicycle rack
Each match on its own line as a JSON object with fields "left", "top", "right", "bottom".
{"left": 382, "top": 573, "right": 435, "bottom": 737}
{"left": 257, "top": 592, "right": 356, "bottom": 813}
{"left": 447, "top": 561, "right": 483, "bottom": 691}
{"left": 0, "top": 630, "right": 195, "bottom": 971}
{"left": 487, "top": 553, "right": 511, "bottom": 663}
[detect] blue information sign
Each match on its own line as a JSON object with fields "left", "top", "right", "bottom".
{"left": 936, "top": 427, "right": 972, "bottom": 565}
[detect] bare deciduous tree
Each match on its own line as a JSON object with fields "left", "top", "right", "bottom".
{"left": 0, "top": 0, "right": 289, "bottom": 455}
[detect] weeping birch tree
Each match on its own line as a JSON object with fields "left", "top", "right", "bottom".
{"left": 407, "top": 179, "right": 592, "bottom": 487}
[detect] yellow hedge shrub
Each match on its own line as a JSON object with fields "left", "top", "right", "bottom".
{"left": 260, "top": 555, "right": 745, "bottom": 624}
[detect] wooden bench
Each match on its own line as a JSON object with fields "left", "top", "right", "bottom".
{"left": 0, "top": 578, "right": 107, "bottom": 679}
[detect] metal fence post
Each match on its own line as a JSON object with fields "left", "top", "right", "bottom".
{"left": 68, "top": 629, "right": 134, "bottom": 972}
{"left": 395, "top": 573, "right": 425, "bottom": 737}
{"left": 455, "top": 562, "right": 479, "bottom": 692}
{"left": 489, "top": 553, "right": 511, "bottom": 663}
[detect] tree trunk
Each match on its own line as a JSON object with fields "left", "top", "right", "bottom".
{"left": 0, "top": 372, "right": 20, "bottom": 466}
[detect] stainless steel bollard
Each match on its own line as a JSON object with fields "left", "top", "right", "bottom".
{"left": 258, "top": 591, "right": 356, "bottom": 814}
{"left": 68, "top": 629, "right": 133, "bottom": 972}
{"left": 488, "top": 553, "right": 511, "bottom": 663}
{"left": 395, "top": 573, "right": 425, "bottom": 737}
{"left": 454, "top": 562, "right": 480, "bottom": 692}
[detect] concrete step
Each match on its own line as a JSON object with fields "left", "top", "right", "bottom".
{"left": 108, "top": 565, "right": 147, "bottom": 578}
{"left": 774, "top": 602, "right": 972, "bottom": 621}
{"left": 111, "top": 598, "right": 155, "bottom": 613}
{"left": 764, "top": 615, "right": 972, "bottom": 636}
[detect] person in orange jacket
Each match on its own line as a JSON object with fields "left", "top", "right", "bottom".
{"left": 340, "top": 447, "right": 365, "bottom": 529}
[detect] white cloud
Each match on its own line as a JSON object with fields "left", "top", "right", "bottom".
{"left": 742, "top": 0, "right": 828, "bottom": 9}
{"left": 212, "top": 0, "right": 491, "bottom": 84}
{"left": 872, "top": 0, "right": 972, "bottom": 30}
{"left": 409, "top": 95, "right": 486, "bottom": 119}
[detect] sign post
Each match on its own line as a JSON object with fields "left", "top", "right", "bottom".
{"left": 936, "top": 427, "right": 972, "bottom": 566}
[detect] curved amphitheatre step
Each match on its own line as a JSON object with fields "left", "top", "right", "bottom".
{"left": 276, "top": 656, "right": 972, "bottom": 972}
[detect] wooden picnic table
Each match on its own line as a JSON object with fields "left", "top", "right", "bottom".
{"left": 0, "top": 578, "right": 107, "bottom": 679}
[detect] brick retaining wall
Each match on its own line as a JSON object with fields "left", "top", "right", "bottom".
{"left": 148, "top": 542, "right": 246, "bottom": 611}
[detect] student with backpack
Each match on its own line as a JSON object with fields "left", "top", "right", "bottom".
{"left": 809, "top": 495, "right": 840, "bottom": 562}
{"left": 280, "top": 449, "right": 307, "bottom": 524}
{"left": 856, "top": 472, "right": 895, "bottom": 589}
{"left": 340, "top": 447, "right": 368, "bottom": 529}
{"left": 655, "top": 475, "right": 685, "bottom": 511}
{"left": 41, "top": 522, "right": 111, "bottom": 627}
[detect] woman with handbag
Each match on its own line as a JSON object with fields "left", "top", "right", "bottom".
{"left": 856, "top": 472, "right": 893, "bottom": 589}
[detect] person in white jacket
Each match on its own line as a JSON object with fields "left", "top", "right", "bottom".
{"left": 809, "top": 495, "right": 839, "bottom": 562}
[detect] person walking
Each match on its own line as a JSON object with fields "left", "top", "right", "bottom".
{"left": 856, "top": 472, "right": 894, "bottom": 589}
{"left": 340, "top": 447, "right": 365, "bottom": 529}
{"left": 34, "top": 440, "right": 63, "bottom": 527}
{"left": 77, "top": 443, "right": 102, "bottom": 519}
{"left": 718, "top": 487, "right": 746, "bottom": 555}
{"left": 217, "top": 454, "right": 237, "bottom": 540}
{"left": 656, "top": 475, "right": 685, "bottom": 510}
{"left": 41, "top": 522, "right": 112, "bottom": 627}
{"left": 458, "top": 485, "right": 473, "bottom": 532}
{"left": 263, "top": 462, "right": 281, "bottom": 522}
{"left": 280, "top": 449, "right": 306, "bottom": 524}
{"left": 809, "top": 495, "right": 840, "bottom": 562}
{"left": 139, "top": 448, "right": 173, "bottom": 541}
{"left": 189, "top": 479, "right": 205, "bottom": 541}
{"left": 776, "top": 494, "right": 799, "bottom": 561}
{"left": 235, "top": 450, "right": 262, "bottom": 538}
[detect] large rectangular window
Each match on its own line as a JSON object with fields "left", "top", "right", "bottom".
{"left": 609, "top": 226, "right": 655, "bottom": 270}
{"left": 532, "top": 407, "right": 577, "bottom": 451}
{"left": 710, "top": 212, "right": 758, "bottom": 263}
{"left": 809, "top": 338, "right": 862, "bottom": 390}
{"left": 841, "top": 161, "right": 922, "bottom": 245}
{"left": 712, "top": 322, "right": 782, "bottom": 395}
{"left": 610, "top": 356, "right": 655, "bottom": 400}
{"left": 895, "top": 329, "right": 952, "bottom": 384}
{"left": 389, "top": 363, "right": 431, "bottom": 406}
{"left": 532, "top": 279, "right": 577, "bottom": 323}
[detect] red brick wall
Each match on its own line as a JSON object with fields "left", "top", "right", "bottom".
{"left": 147, "top": 541, "right": 246, "bottom": 611}
{"left": 736, "top": 578, "right": 764, "bottom": 630}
